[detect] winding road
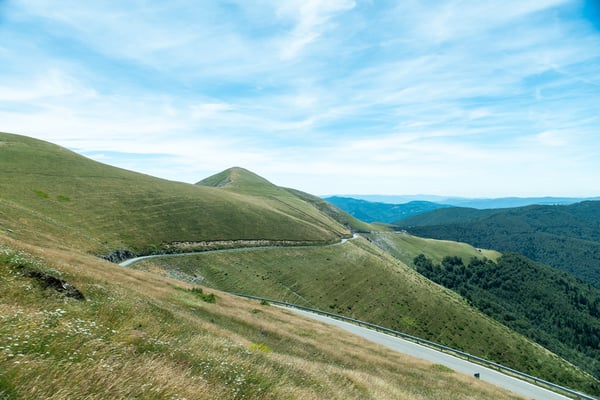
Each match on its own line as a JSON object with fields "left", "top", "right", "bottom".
{"left": 119, "top": 234, "right": 359, "bottom": 267}
{"left": 285, "top": 307, "right": 572, "bottom": 400}
{"left": 119, "top": 234, "right": 590, "bottom": 400}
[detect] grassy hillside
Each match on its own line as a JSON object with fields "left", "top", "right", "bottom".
{"left": 2, "top": 132, "right": 598, "bottom": 397}
{"left": 0, "top": 133, "right": 348, "bottom": 256}
{"left": 196, "top": 167, "right": 356, "bottom": 238}
{"left": 397, "top": 202, "right": 600, "bottom": 287}
{"left": 324, "top": 196, "right": 451, "bottom": 223}
{"left": 1, "top": 236, "right": 530, "bottom": 400}
{"left": 130, "top": 236, "right": 599, "bottom": 394}
{"left": 366, "top": 232, "right": 600, "bottom": 381}
{"left": 411, "top": 252, "right": 600, "bottom": 380}
{"left": 363, "top": 231, "right": 501, "bottom": 265}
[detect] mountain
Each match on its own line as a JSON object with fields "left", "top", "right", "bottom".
{"left": 197, "top": 167, "right": 372, "bottom": 234}
{"left": 0, "top": 133, "right": 349, "bottom": 257}
{"left": 335, "top": 194, "right": 600, "bottom": 209}
{"left": 397, "top": 201, "right": 600, "bottom": 288}
{"left": 1, "top": 132, "right": 599, "bottom": 397}
{"left": 323, "top": 196, "right": 451, "bottom": 223}
{"left": 284, "top": 190, "right": 373, "bottom": 233}
{"left": 197, "top": 166, "right": 280, "bottom": 195}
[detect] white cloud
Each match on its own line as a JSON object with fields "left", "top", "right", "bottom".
{"left": 1, "top": 0, "right": 599, "bottom": 196}
{"left": 276, "top": 0, "right": 356, "bottom": 59}
{"left": 0, "top": 69, "right": 92, "bottom": 101}
{"left": 190, "top": 102, "right": 236, "bottom": 120}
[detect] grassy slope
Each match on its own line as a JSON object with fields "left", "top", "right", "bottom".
{"left": 363, "top": 231, "right": 501, "bottom": 265}
{"left": 0, "top": 133, "right": 348, "bottom": 255}
{"left": 412, "top": 252, "right": 600, "bottom": 380}
{"left": 1, "top": 236, "right": 527, "bottom": 400}
{"left": 1, "top": 133, "right": 597, "bottom": 396}
{"left": 285, "top": 189, "right": 374, "bottom": 233}
{"left": 197, "top": 167, "right": 358, "bottom": 237}
{"left": 132, "top": 236, "right": 599, "bottom": 394}
{"left": 397, "top": 202, "right": 600, "bottom": 287}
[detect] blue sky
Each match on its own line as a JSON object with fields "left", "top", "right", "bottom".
{"left": 1, "top": 0, "right": 599, "bottom": 197}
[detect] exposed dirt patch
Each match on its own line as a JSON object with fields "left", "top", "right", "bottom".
{"left": 22, "top": 268, "right": 85, "bottom": 300}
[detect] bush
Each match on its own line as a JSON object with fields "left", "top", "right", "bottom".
{"left": 189, "top": 287, "right": 217, "bottom": 303}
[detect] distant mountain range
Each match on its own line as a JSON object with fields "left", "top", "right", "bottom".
{"left": 327, "top": 194, "right": 600, "bottom": 289}
{"left": 323, "top": 196, "right": 452, "bottom": 223}
{"left": 330, "top": 194, "right": 600, "bottom": 210}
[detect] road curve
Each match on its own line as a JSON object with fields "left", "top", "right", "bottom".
{"left": 285, "top": 307, "right": 572, "bottom": 400}
{"left": 119, "top": 234, "right": 359, "bottom": 267}
{"left": 119, "top": 235, "right": 580, "bottom": 400}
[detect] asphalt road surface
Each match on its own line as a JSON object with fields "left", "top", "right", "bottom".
{"left": 119, "top": 234, "right": 359, "bottom": 267}
{"left": 286, "top": 307, "right": 573, "bottom": 400}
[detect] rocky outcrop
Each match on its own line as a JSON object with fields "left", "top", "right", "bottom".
{"left": 101, "top": 249, "right": 135, "bottom": 263}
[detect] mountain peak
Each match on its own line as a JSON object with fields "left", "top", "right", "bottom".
{"left": 196, "top": 167, "right": 278, "bottom": 194}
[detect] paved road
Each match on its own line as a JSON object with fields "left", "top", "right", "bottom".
{"left": 119, "top": 234, "right": 359, "bottom": 267}
{"left": 120, "top": 236, "right": 585, "bottom": 400}
{"left": 286, "top": 307, "right": 572, "bottom": 400}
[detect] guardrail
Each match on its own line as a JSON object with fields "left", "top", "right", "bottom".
{"left": 231, "top": 292, "right": 597, "bottom": 400}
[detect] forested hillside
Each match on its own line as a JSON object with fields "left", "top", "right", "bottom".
{"left": 413, "top": 252, "right": 600, "bottom": 379}
{"left": 398, "top": 202, "right": 600, "bottom": 287}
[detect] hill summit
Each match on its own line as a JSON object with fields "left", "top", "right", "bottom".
{"left": 197, "top": 166, "right": 269, "bottom": 188}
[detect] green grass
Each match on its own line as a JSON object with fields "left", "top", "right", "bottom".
{"left": 1, "top": 132, "right": 598, "bottom": 397}
{"left": 0, "top": 237, "right": 528, "bottom": 400}
{"left": 198, "top": 167, "right": 360, "bottom": 238}
{"left": 364, "top": 231, "right": 501, "bottom": 265}
{"left": 0, "top": 133, "right": 349, "bottom": 255}
{"left": 131, "top": 237, "right": 598, "bottom": 394}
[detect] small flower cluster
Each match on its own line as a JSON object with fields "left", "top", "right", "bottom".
{"left": 194, "top": 352, "right": 249, "bottom": 397}
{"left": 0, "top": 333, "right": 28, "bottom": 360}
{"left": 0, "top": 246, "right": 59, "bottom": 276}
{"left": 1, "top": 306, "right": 118, "bottom": 364}
{"left": 65, "top": 318, "right": 101, "bottom": 337}
{"left": 149, "top": 337, "right": 171, "bottom": 346}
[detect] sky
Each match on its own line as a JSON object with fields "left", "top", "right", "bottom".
{"left": 1, "top": 0, "right": 599, "bottom": 197}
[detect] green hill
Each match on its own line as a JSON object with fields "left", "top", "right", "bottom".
{"left": 397, "top": 202, "right": 600, "bottom": 287}
{"left": 362, "top": 232, "right": 600, "bottom": 381}
{"left": 1, "top": 132, "right": 599, "bottom": 397}
{"left": 0, "top": 133, "right": 349, "bottom": 257}
{"left": 197, "top": 166, "right": 280, "bottom": 195}
{"left": 196, "top": 167, "right": 362, "bottom": 237}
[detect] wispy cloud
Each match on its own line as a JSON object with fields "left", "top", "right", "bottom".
{"left": 275, "top": 0, "right": 356, "bottom": 59}
{"left": 1, "top": 0, "right": 599, "bottom": 196}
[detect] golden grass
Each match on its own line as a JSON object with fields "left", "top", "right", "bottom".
{"left": 130, "top": 235, "right": 595, "bottom": 392}
{"left": 0, "top": 235, "right": 526, "bottom": 399}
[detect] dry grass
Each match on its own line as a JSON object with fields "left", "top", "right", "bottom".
{"left": 0, "top": 235, "right": 525, "bottom": 399}
{"left": 131, "top": 236, "right": 595, "bottom": 392}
